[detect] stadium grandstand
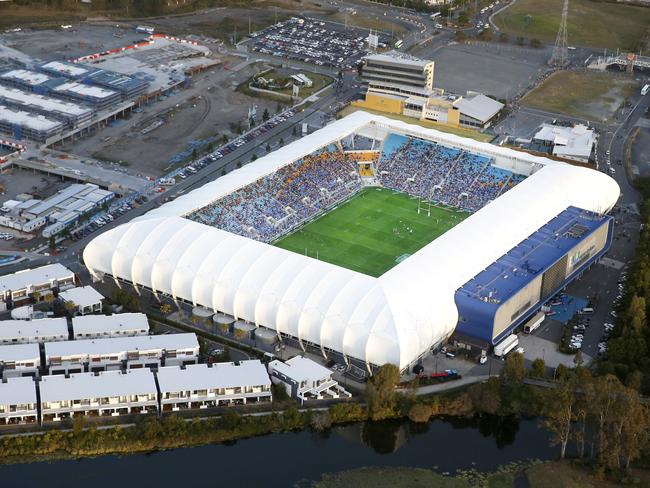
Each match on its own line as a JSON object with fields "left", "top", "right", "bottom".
{"left": 83, "top": 111, "right": 619, "bottom": 373}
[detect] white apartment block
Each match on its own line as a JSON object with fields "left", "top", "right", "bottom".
{"left": 72, "top": 313, "right": 150, "bottom": 339}
{"left": 40, "top": 369, "right": 158, "bottom": 422}
{"left": 268, "top": 356, "right": 351, "bottom": 405}
{"left": 0, "top": 343, "right": 41, "bottom": 379}
{"left": 58, "top": 286, "right": 104, "bottom": 315}
{"left": 0, "top": 263, "right": 75, "bottom": 309}
{"left": 44, "top": 333, "right": 199, "bottom": 375}
{"left": 157, "top": 361, "right": 272, "bottom": 412}
{"left": 0, "top": 317, "right": 69, "bottom": 345}
{"left": 0, "top": 376, "right": 38, "bottom": 425}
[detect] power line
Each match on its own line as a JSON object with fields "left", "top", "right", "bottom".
{"left": 549, "top": 0, "right": 569, "bottom": 67}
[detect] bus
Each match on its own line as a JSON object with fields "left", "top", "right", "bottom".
{"left": 394, "top": 39, "right": 403, "bottom": 49}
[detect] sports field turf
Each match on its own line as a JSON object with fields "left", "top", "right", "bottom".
{"left": 274, "top": 187, "right": 467, "bottom": 277}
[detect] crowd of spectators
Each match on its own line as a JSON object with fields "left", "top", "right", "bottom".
{"left": 377, "top": 134, "right": 525, "bottom": 212}
{"left": 186, "top": 151, "right": 361, "bottom": 242}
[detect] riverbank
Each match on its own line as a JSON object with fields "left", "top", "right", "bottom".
{"left": 312, "top": 461, "right": 650, "bottom": 488}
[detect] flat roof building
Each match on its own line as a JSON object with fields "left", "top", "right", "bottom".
{"left": 0, "top": 343, "right": 41, "bottom": 379}
{"left": 0, "top": 263, "right": 75, "bottom": 309}
{"left": 72, "top": 312, "right": 150, "bottom": 339}
{"left": 52, "top": 81, "right": 120, "bottom": 110}
{"left": 39, "top": 369, "right": 158, "bottom": 422}
{"left": 0, "top": 85, "right": 92, "bottom": 128}
{"left": 268, "top": 356, "right": 350, "bottom": 404}
{"left": 86, "top": 70, "right": 149, "bottom": 99}
{"left": 0, "top": 317, "right": 69, "bottom": 345}
{"left": 58, "top": 286, "right": 104, "bottom": 315}
{"left": 532, "top": 123, "right": 596, "bottom": 163}
{"left": 45, "top": 333, "right": 199, "bottom": 375}
{"left": 157, "top": 361, "right": 272, "bottom": 411}
{"left": 0, "top": 69, "right": 56, "bottom": 91}
{"left": 0, "top": 104, "right": 63, "bottom": 142}
{"left": 39, "top": 60, "right": 93, "bottom": 80}
{"left": 362, "top": 51, "right": 434, "bottom": 91}
{"left": 0, "top": 376, "right": 38, "bottom": 425}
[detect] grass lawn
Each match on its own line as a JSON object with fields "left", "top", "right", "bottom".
{"left": 339, "top": 106, "right": 494, "bottom": 143}
{"left": 272, "top": 70, "right": 333, "bottom": 98}
{"left": 522, "top": 71, "right": 638, "bottom": 123}
{"left": 493, "top": 0, "right": 650, "bottom": 50}
{"left": 274, "top": 187, "right": 466, "bottom": 277}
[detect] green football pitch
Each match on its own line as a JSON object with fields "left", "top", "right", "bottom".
{"left": 274, "top": 187, "right": 467, "bottom": 277}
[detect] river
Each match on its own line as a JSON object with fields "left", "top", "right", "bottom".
{"left": 0, "top": 416, "right": 557, "bottom": 488}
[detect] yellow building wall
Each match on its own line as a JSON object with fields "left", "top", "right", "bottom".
{"left": 352, "top": 93, "right": 404, "bottom": 115}
{"left": 446, "top": 108, "right": 461, "bottom": 128}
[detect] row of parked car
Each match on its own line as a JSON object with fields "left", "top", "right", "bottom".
{"left": 251, "top": 17, "right": 369, "bottom": 70}
{"left": 0, "top": 232, "right": 13, "bottom": 241}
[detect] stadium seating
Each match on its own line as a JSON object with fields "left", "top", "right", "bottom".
{"left": 186, "top": 151, "right": 361, "bottom": 242}
{"left": 376, "top": 134, "right": 526, "bottom": 212}
{"left": 186, "top": 135, "right": 528, "bottom": 243}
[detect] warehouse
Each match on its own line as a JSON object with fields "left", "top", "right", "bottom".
{"left": 0, "top": 85, "right": 92, "bottom": 128}
{"left": 0, "top": 343, "right": 41, "bottom": 379}
{"left": 39, "top": 369, "right": 158, "bottom": 422}
{"left": 44, "top": 333, "right": 199, "bottom": 374}
{"left": 0, "top": 376, "right": 38, "bottom": 425}
{"left": 72, "top": 312, "right": 150, "bottom": 339}
{"left": 0, "top": 263, "right": 75, "bottom": 309}
{"left": 0, "top": 317, "right": 69, "bottom": 345}
{"left": 157, "top": 361, "right": 272, "bottom": 411}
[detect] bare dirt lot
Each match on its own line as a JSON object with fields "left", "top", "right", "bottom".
{"left": 63, "top": 59, "right": 280, "bottom": 177}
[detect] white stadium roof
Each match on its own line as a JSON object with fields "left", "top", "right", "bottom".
{"left": 83, "top": 112, "right": 620, "bottom": 369}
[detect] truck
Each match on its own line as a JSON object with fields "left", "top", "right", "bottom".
{"left": 493, "top": 334, "right": 519, "bottom": 358}
{"left": 642, "top": 84, "right": 650, "bottom": 96}
{"left": 523, "top": 311, "right": 545, "bottom": 334}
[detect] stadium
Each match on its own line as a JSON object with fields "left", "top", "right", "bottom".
{"left": 83, "top": 111, "right": 620, "bottom": 373}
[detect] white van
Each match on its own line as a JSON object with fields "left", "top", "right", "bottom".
{"left": 578, "top": 307, "right": 594, "bottom": 315}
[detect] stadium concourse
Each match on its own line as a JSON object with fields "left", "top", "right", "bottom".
{"left": 83, "top": 111, "right": 620, "bottom": 373}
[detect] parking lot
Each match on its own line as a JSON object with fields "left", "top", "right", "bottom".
{"left": 413, "top": 42, "right": 550, "bottom": 100}
{"left": 249, "top": 17, "right": 375, "bottom": 70}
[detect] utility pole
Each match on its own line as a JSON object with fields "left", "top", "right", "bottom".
{"left": 549, "top": 0, "right": 569, "bottom": 67}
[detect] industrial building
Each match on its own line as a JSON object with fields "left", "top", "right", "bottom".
{"left": 44, "top": 333, "right": 200, "bottom": 375}
{"left": 0, "top": 182, "right": 114, "bottom": 237}
{"left": 0, "top": 69, "right": 58, "bottom": 92}
{"left": 268, "top": 356, "right": 351, "bottom": 404}
{"left": 72, "top": 312, "right": 150, "bottom": 339}
{"left": 39, "top": 60, "right": 94, "bottom": 80}
{"left": 0, "top": 317, "right": 69, "bottom": 345}
{"left": 157, "top": 361, "right": 272, "bottom": 411}
{"left": 58, "top": 286, "right": 105, "bottom": 315}
{"left": 86, "top": 70, "right": 149, "bottom": 100}
{"left": 0, "top": 343, "right": 41, "bottom": 379}
{"left": 0, "top": 376, "right": 38, "bottom": 425}
{"left": 83, "top": 112, "right": 619, "bottom": 372}
{"left": 0, "top": 263, "right": 75, "bottom": 310}
{"left": 39, "top": 369, "right": 158, "bottom": 422}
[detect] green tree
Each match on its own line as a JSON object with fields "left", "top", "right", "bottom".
{"left": 408, "top": 403, "right": 432, "bottom": 423}
{"left": 530, "top": 38, "right": 541, "bottom": 48}
{"left": 365, "top": 364, "right": 400, "bottom": 421}
{"left": 457, "top": 11, "right": 469, "bottom": 25}
{"left": 573, "top": 350, "right": 584, "bottom": 368}
{"left": 542, "top": 376, "right": 575, "bottom": 459}
{"left": 531, "top": 358, "right": 546, "bottom": 378}
{"left": 500, "top": 353, "right": 525, "bottom": 385}
{"left": 262, "top": 108, "right": 270, "bottom": 122}
{"left": 160, "top": 303, "right": 173, "bottom": 316}
{"left": 48, "top": 236, "right": 55, "bottom": 250}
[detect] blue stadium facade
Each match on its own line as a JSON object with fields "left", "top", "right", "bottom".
{"left": 454, "top": 206, "right": 613, "bottom": 345}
